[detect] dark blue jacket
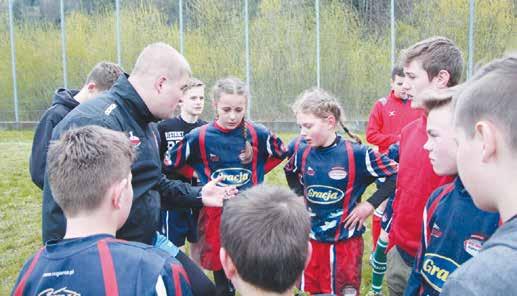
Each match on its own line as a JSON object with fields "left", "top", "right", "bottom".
{"left": 29, "top": 88, "right": 79, "bottom": 189}
{"left": 42, "top": 75, "right": 203, "bottom": 245}
{"left": 11, "top": 234, "right": 192, "bottom": 296}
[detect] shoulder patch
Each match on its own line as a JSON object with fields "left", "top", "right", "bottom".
{"left": 378, "top": 97, "right": 388, "bottom": 106}
{"left": 104, "top": 103, "right": 117, "bottom": 115}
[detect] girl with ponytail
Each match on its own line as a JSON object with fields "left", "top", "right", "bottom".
{"left": 284, "top": 87, "right": 398, "bottom": 296}
{"left": 165, "top": 77, "right": 287, "bottom": 296}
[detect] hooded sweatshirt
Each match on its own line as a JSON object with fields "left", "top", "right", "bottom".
{"left": 30, "top": 88, "right": 80, "bottom": 189}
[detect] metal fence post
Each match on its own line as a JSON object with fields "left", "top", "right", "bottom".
{"left": 467, "top": 0, "right": 475, "bottom": 79}
{"left": 8, "top": 0, "right": 19, "bottom": 126}
{"left": 391, "top": 0, "right": 396, "bottom": 69}
{"left": 116, "top": 0, "right": 121, "bottom": 66}
{"left": 315, "top": 0, "right": 321, "bottom": 88}
{"left": 60, "top": 0, "right": 68, "bottom": 88}
{"left": 179, "top": 0, "right": 184, "bottom": 54}
{"left": 244, "top": 0, "right": 251, "bottom": 120}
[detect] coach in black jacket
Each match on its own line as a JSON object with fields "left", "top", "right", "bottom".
{"left": 42, "top": 43, "right": 233, "bottom": 245}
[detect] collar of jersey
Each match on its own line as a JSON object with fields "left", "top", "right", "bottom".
{"left": 44, "top": 233, "right": 115, "bottom": 259}
{"left": 213, "top": 120, "right": 245, "bottom": 133}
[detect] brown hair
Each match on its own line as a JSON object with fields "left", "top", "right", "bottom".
{"left": 400, "top": 36, "right": 464, "bottom": 87}
{"left": 421, "top": 86, "right": 459, "bottom": 112}
{"left": 454, "top": 54, "right": 517, "bottom": 150}
{"left": 391, "top": 65, "right": 405, "bottom": 80}
{"left": 47, "top": 125, "right": 135, "bottom": 217}
{"left": 292, "top": 87, "right": 362, "bottom": 144}
{"left": 211, "top": 77, "right": 253, "bottom": 163}
{"left": 85, "top": 61, "right": 124, "bottom": 91}
{"left": 220, "top": 185, "right": 310, "bottom": 294}
{"left": 182, "top": 77, "right": 205, "bottom": 93}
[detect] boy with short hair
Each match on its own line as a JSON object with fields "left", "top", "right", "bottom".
{"left": 219, "top": 185, "right": 311, "bottom": 296}
{"left": 386, "top": 36, "right": 463, "bottom": 296}
{"left": 441, "top": 54, "right": 517, "bottom": 295}
{"left": 30, "top": 61, "right": 123, "bottom": 189}
{"left": 403, "top": 88, "right": 499, "bottom": 296}
{"left": 159, "top": 77, "right": 207, "bottom": 250}
{"left": 12, "top": 125, "right": 192, "bottom": 295}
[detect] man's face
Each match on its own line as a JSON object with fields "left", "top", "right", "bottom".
{"left": 391, "top": 75, "right": 406, "bottom": 100}
{"left": 455, "top": 125, "right": 496, "bottom": 211}
{"left": 180, "top": 86, "right": 205, "bottom": 117}
{"left": 151, "top": 74, "right": 189, "bottom": 119}
{"left": 403, "top": 60, "right": 435, "bottom": 108}
{"left": 423, "top": 105, "right": 458, "bottom": 176}
{"left": 296, "top": 112, "right": 335, "bottom": 148}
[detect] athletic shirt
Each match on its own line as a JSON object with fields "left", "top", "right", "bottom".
{"left": 165, "top": 120, "right": 286, "bottom": 189}
{"left": 404, "top": 177, "right": 500, "bottom": 296}
{"left": 11, "top": 234, "right": 192, "bottom": 296}
{"left": 158, "top": 115, "right": 207, "bottom": 182}
{"left": 366, "top": 90, "right": 423, "bottom": 154}
{"left": 285, "top": 135, "right": 398, "bottom": 243}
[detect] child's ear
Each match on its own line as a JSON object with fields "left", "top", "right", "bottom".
{"left": 476, "top": 121, "right": 497, "bottom": 163}
{"left": 111, "top": 178, "right": 128, "bottom": 209}
{"left": 220, "top": 248, "right": 237, "bottom": 279}
{"left": 327, "top": 115, "right": 337, "bottom": 128}
{"left": 86, "top": 82, "right": 97, "bottom": 92}
{"left": 434, "top": 70, "right": 451, "bottom": 88}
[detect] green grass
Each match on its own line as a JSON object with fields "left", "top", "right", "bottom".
{"left": 0, "top": 130, "right": 386, "bottom": 295}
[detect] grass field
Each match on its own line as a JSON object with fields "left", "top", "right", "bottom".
{"left": 0, "top": 130, "right": 385, "bottom": 295}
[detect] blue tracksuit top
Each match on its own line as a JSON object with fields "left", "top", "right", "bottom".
{"left": 404, "top": 177, "right": 500, "bottom": 296}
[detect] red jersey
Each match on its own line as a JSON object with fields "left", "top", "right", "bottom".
{"left": 388, "top": 115, "right": 453, "bottom": 257}
{"left": 366, "top": 90, "right": 423, "bottom": 154}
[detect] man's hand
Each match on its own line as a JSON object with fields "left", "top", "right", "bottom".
{"left": 200, "top": 176, "right": 238, "bottom": 207}
{"left": 343, "top": 201, "right": 374, "bottom": 230}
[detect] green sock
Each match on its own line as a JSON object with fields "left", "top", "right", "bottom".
{"left": 370, "top": 238, "right": 388, "bottom": 293}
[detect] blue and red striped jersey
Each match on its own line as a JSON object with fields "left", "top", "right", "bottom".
{"left": 285, "top": 135, "right": 398, "bottom": 243}
{"left": 11, "top": 234, "right": 192, "bottom": 296}
{"left": 404, "top": 177, "right": 500, "bottom": 296}
{"left": 164, "top": 121, "right": 286, "bottom": 189}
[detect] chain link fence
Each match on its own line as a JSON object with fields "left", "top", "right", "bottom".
{"left": 1, "top": 0, "right": 516, "bottom": 130}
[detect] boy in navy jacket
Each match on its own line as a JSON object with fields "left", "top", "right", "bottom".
{"left": 13, "top": 126, "right": 192, "bottom": 296}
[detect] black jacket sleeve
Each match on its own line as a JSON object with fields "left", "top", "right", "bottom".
{"left": 366, "top": 174, "right": 397, "bottom": 208}
{"left": 29, "top": 110, "right": 61, "bottom": 189}
{"left": 158, "top": 175, "right": 203, "bottom": 209}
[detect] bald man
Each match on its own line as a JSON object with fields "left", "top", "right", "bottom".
{"left": 41, "top": 43, "right": 229, "bottom": 294}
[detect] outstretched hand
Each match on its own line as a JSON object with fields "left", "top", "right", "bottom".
{"left": 200, "top": 176, "right": 238, "bottom": 207}
{"left": 343, "top": 201, "right": 374, "bottom": 230}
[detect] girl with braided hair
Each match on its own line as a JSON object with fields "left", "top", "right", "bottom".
{"left": 284, "top": 87, "right": 398, "bottom": 296}
{"left": 165, "top": 76, "right": 287, "bottom": 296}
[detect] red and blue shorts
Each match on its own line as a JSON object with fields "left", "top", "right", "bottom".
{"left": 301, "top": 237, "right": 364, "bottom": 296}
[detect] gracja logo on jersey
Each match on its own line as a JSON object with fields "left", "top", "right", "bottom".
{"left": 128, "top": 131, "right": 141, "bottom": 147}
{"left": 306, "top": 185, "right": 344, "bottom": 205}
{"left": 211, "top": 168, "right": 251, "bottom": 187}
{"left": 421, "top": 253, "right": 460, "bottom": 292}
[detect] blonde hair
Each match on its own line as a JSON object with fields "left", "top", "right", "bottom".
{"left": 212, "top": 77, "right": 253, "bottom": 163}
{"left": 183, "top": 77, "right": 204, "bottom": 92}
{"left": 292, "top": 87, "right": 361, "bottom": 144}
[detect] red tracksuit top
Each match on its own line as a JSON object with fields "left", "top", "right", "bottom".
{"left": 388, "top": 115, "right": 453, "bottom": 258}
{"left": 366, "top": 91, "right": 423, "bottom": 154}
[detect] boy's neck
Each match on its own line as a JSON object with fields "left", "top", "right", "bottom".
{"left": 180, "top": 111, "right": 198, "bottom": 124}
{"left": 73, "top": 87, "right": 90, "bottom": 104}
{"left": 232, "top": 279, "right": 294, "bottom": 296}
{"left": 64, "top": 214, "right": 117, "bottom": 239}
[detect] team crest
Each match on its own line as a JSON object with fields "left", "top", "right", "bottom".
{"left": 307, "top": 166, "right": 315, "bottom": 176}
{"left": 464, "top": 234, "right": 486, "bottom": 256}
{"left": 128, "top": 131, "right": 141, "bottom": 147}
{"left": 431, "top": 223, "right": 442, "bottom": 238}
{"left": 328, "top": 167, "right": 347, "bottom": 180}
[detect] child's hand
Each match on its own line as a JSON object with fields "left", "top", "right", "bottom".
{"left": 343, "top": 201, "right": 374, "bottom": 230}
{"left": 200, "top": 176, "right": 238, "bottom": 207}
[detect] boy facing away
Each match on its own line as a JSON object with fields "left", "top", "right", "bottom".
{"left": 219, "top": 185, "right": 311, "bottom": 296}
{"left": 12, "top": 126, "right": 192, "bottom": 296}
{"left": 403, "top": 87, "right": 499, "bottom": 296}
{"left": 441, "top": 54, "right": 517, "bottom": 295}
